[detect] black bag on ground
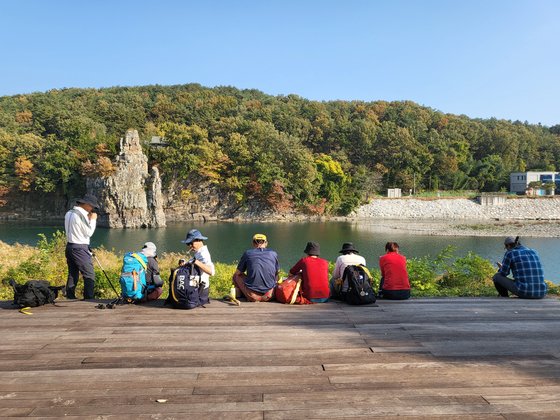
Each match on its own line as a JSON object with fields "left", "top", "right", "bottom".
{"left": 167, "top": 263, "right": 205, "bottom": 309}
{"left": 342, "top": 265, "right": 377, "bottom": 305}
{"left": 10, "top": 280, "right": 63, "bottom": 308}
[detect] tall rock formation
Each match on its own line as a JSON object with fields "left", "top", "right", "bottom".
{"left": 87, "top": 129, "right": 166, "bottom": 228}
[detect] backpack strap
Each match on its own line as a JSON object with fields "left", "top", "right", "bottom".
{"left": 358, "top": 264, "right": 373, "bottom": 281}
{"left": 170, "top": 269, "right": 179, "bottom": 303}
{"left": 290, "top": 279, "right": 302, "bottom": 305}
{"left": 130, "top": 253, "right": 147, "bottom": 270}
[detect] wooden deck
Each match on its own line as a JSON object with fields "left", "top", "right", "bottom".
{"left": 1, "top": 297, "right": 560, "bottom": 419}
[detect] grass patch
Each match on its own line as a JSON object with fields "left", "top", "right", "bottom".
{"left": 1, "top": 233, "right": 557, "bottom": 300}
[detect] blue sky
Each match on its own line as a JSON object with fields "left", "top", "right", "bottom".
{"left": 1, "top": 0, "right": 558, "bottom": 126}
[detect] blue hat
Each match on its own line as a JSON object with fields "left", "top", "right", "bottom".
{"left": 181, "top": 229, "right": 208, "bottom": 244}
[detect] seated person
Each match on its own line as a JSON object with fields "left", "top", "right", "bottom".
{"left": 330, "top": 242, "right": 366, "bottom": 296}
{"left": 289, "top": 241, "right": 330, "bottom": 303}
{"left": 140, "top": 242, "right": 163, "bottom": 301}
{"left": 493, "top": 236, "right": 547, "bottom": 299}
{"left": 232, "top": 233, "right": 278, "bottom": 302}
{"left": 378, "top": 242, "right": 411, "bottom": 300}
{"left": 181, "top": 229, "right": 215, "bottom": 304}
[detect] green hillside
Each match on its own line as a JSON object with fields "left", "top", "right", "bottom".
{"left": 1, "top": 84, "right": 559, "bottom": 215}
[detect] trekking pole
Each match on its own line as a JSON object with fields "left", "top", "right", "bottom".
{"left": 93, "top": 253, "right": 121, "bottom": 300}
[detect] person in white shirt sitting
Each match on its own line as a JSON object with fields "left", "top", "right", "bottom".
{"left": 181, "top": 229, "right": 215, "bottom": 304}
{"left": 329, "top": 242, "right": 367, "bottom": 298}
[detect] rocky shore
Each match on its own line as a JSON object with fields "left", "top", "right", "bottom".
{"left": 350, "top": 197, "right": 560, "bottom": 238}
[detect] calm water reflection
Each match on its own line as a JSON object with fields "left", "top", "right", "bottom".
{"left": 1, "top": 221, "right": 558, "bottom": 281}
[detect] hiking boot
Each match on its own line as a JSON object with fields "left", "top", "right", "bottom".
{"left": 62, "top": 287, "right": 78, "bottom": 299}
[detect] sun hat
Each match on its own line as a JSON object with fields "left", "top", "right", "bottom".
{"left": 253, "top": 233, "right": 267, "bottom": 241}
{"left": 181, "top": 229, "right": 208, "bottom": 244}
{"left": 76, "top": 194, "right": 99, "bottom": 209}
{"left": 339, "top": 242, "right": 359, "bottom": 254}
{"left": 304, "top": 241, "right": 320, "bottom": 256}
{"left": 142, "top": 241, "right": 157, "bottom": 257}
{"left": 142, "top": 242, "right": 157, "bottom": 252}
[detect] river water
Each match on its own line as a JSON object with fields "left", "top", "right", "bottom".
{"left": 1, "top": 221, "right": 558, "bottom": 281}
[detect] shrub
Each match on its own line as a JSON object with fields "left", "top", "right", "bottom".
{"left": 1, "top": 239, "right": 557, "bottom": 300}
{"left": 407, "top": 246, "right": 497, "bottom": 297}
{"left": 441, "top": 251, "right": 495, "bottom": 288}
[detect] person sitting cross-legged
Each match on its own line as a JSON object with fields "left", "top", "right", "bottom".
{"left": 289, "top": 241, "right": 330, "bottom": 303}
{"left": 232, "top": 233, "right": 279, "bottom": 302}
{"left": 378, "top": 242, "right": 410, "bottom": 300}
{"left": 329, "top": 242, "right": 366, "bottom": 297}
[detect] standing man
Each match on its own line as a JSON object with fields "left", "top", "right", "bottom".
{"left": 493, "top": 236, "right": 547, "bottom": 299}
{"left": 64, "top": 194, "right": 99, "bottom": 300}
{"left": 233, "top": 233, "right": 279, "bottom": 302}
{"left": 181, "top": 229, "right": 215, "bottom": 304}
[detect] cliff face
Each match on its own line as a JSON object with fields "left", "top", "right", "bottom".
{"left": 87, "top": 130, "right": 166, "bottom": 228}
{"left": 162, "top": 178, "right": 278, "bottom": 222}
{"left": 0, "top": 127, "right": 272, "bottom": 224}
{"left": 0, "top": 192, "right": 68, "bottom": 222}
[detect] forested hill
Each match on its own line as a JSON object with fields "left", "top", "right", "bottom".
{"left": 1, "top": 83, "right": 559, "bottom": 215}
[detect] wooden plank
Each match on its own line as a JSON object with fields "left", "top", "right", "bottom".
{"left": 0, "top": 408, "right": 34, "bottom": 417}
{"left": 0, "top": 393, "right": 262, "bottom": 408}
{"left": 263, "top": 385, "right": 560, "bottom": 402}
{"left": 502, "top": 412, "right": 560, "bottom": 420}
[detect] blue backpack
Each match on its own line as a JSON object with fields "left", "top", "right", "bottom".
{"left": 120, "top": 252, "right": 148, "bottom": 301}
{"left": 169, "top": 263, "right": 204, "bottom": 309}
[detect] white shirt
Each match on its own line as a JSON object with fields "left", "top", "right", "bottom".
{"left": 332, "top": 254, "right": 367, "bottom": 280}
{"left": 194, "top": 245, "right": 215, "bottom": 289}
{"left": 64, "top": 206, "right": 96, "bottom": 245}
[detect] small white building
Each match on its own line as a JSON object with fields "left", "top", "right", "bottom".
{"left": 149, "top": 136, "right": 167, "bottom": 147}
{"left": 478, "top": 192, "right": 507, "bottom": 205}
{"left": 387, "top": 188, "right": 402, "bottom": 198}
{"left": 510, "top": 171, "right": 559, "bottom": 194}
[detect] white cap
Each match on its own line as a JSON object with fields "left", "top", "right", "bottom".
{"left": 142, "top": 242, "right": 157, "bottom": 257}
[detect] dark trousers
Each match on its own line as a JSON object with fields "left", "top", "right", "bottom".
{"left": 380, "top": 289, "right": 411, "bottom": 300}
{"left": 492, "top": 273, "right": 518, "bottom": 297}
{"left": 378, "top": 276, "right": 411, "bottom": 300}
{"left": 492, "top": 273, "right": 542, "bottom": 299}
{"left": 65, "top": 243, "right": 95, "bottom": 299}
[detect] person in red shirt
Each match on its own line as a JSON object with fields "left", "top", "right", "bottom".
{"left": 289, "top": 241, "right": 330, "bottom": 303}
{"left": 378, "top": 242, "right": 411, "bottom": 300}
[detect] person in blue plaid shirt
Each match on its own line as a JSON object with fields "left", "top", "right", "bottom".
{"left": 492, "top": 236, "right": 547, "bottom": 299}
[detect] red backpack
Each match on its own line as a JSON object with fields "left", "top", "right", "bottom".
{"left": 275, "top": 274, "right": 312, "bottom": 304}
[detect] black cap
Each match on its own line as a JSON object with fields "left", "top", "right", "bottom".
{"left": 77, "top": 194, "right": 99, "bottom": 209}
{"left": 304, "top": 241, "right": 320, "bottom": 256}
{"left": 339, "top": 242, "right": 359, "bottom": 254}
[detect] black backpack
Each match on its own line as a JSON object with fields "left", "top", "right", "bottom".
{"left": 342, "top": 265, "right": 376, "bottom": 305}
{"left": 168, "top": 263, "right": 205, "bottom": 309}
{"left": 10, "top": 280, "right": 63, "bottom": 308}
